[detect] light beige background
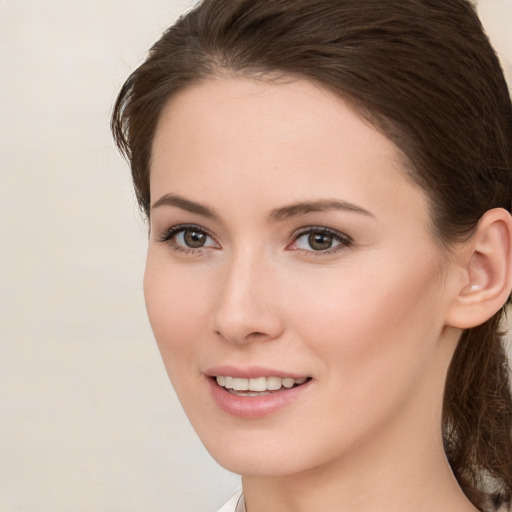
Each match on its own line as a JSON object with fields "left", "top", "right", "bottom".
{"left": 0, "top": 1, "right": 511, "bottom": 511}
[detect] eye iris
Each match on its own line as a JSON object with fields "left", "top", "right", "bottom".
{"left": 308, "top": 232, "right": 333, "bottom": 251}
{"left": 184, "top": 229, "right": 206, "bottom": 248}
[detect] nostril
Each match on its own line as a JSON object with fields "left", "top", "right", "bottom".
{"left": 214, "top": 329, "right": 274, "bottom": 343}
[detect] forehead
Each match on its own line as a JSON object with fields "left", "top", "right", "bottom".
{"left": 153, "top": 76, "right": 395, "bottom": 152}
{"left": 150, "top": 76, "right": 427, "bottom": 224}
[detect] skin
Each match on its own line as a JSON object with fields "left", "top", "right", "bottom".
{"left": 145, "top": 76, "right": 480, "bottom": 512}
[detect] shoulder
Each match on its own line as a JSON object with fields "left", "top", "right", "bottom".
{"left": 216, "top": 490, "right": 244, "bottom": 512}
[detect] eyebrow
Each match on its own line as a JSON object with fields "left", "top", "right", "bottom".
{"left": 151, "top": 194, "right": 373, "bottom": 221}
{"left": 270, "top": 199, "right": 374, "bottom": 221}
{"left": 151, "top": 194, "right": 217, "bottom": 219}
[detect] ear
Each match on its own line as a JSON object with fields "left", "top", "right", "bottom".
{"left": 445, "top": 208, "right": 512, "bottom": 329}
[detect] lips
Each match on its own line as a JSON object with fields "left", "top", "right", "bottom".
{"left": 206, "top": 368, "right": 313, "bottom": 418}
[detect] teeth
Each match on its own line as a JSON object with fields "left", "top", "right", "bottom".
{"left": 282, "top": 377, "right": 295, "bottom": 389}
{"left": 215, "top": 375, "right": 308, "bottom": 392}
{"left": 249, "top": 377, "right": 267, "bottom": 392}
{"left": 266, "top": 376, "right": 282, "bottom": 391}
{"left": 232, "top": 378, "right": 249, "bottom": 391}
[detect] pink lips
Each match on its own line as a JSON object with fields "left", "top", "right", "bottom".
{"left": 205, "top": 366, "right": 313, "bottom": 419}
{"left": 205, "top": 365, "right": 306, "bottom": 380}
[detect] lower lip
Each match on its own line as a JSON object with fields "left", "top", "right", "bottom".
{"left": 207, "top": 378, "right": 312, "bottom": 419}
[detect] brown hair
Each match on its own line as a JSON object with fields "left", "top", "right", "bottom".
{"left": 111, "top": 0, "right": 512, "bottom": 510}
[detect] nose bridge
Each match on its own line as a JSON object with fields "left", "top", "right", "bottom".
{"left": 212, "top": 244, "right": 283, "bottom": 344}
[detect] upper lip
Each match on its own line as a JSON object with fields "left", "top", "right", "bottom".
{"left": 204, "top": 365, "right": 309, "bottom": 379}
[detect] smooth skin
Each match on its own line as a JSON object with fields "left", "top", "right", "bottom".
{"left": 145, "top": 76, "right": 512, "bottom": 512}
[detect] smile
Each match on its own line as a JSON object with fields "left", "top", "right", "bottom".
{"left": 207, "top": 368, "right": 314, "bottom": 418}
{"left": 215, "top": 375, "right": 309, "bottom": 395}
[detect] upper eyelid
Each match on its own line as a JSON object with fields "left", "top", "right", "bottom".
{"left": 157, "top": 224, "right": 216, "bottom": 242}
{"left": 156, "top": 223, "right": 351, "bottom": 248}
{"left": 291, "top": 226, "right": 352, "bottom": 242}
{"left": 160, "top": 223, "right": 208, "bottom": 233}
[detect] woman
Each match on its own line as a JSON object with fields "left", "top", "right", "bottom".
{"left": 111, "top": 0, "right": 512, "bottom": 511}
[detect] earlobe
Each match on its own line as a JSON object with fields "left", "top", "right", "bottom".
{"left": 446, "top": 208, "right": 512, "bottom": 329}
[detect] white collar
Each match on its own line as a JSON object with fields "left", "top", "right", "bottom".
{"left": 218, "top": 490, "right": 245, "bottom": 512}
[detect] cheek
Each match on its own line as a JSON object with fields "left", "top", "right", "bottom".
{"left": 143, "top": 256, "right": 210, "bottom": 365}
{"left": 288, "top": 253, "right": 446, "bottom": 388}
{"left": 272, "top": 256, "right": 448, "bottom": 461}
{"left": 142, "top": 258, "right": 219, "bottom": 421}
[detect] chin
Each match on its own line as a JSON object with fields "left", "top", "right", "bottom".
{"left": 194, "top": 423, "right": 350, "bottom": 478}
{"left": 211, "top": 447, "right": 312, "bottom": 478}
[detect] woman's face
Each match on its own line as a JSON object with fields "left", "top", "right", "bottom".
{"left": 146, "top": 77, "right": 461, "bottom": 477}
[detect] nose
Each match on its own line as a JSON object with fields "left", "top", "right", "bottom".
{"left": 211, "top": 253, "right": 285, "bottom": 345}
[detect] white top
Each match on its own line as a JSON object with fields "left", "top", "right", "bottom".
{"left": 217, "top": 490, "right": 245, "bottom": 512}
{"left": 215, "top": 489, "right": 511, "bottom": 511}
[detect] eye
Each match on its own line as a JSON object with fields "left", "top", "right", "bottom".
{"left": 158, "top": 225, "right": 219, "bottom": 252}
{"left": 175, "top": 228, "right": 212, "bottom": 248}
{"left": 290, "top": 227, "right": 352, "bottom": 253}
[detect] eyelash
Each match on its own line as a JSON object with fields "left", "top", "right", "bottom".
{"left": 157, "top": 224, "right": 218, "bottom": 255}
{"left": 157, "top": 224, "right": 353, "bottom": 255}
{"left": 288, "top": 226, "right": 353, "bottom": 255}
